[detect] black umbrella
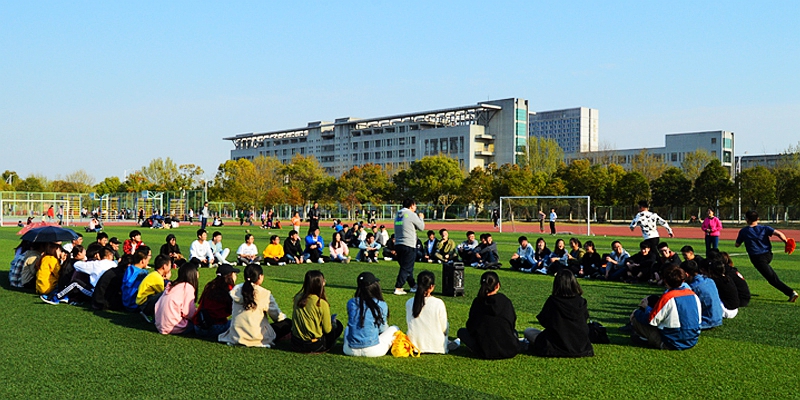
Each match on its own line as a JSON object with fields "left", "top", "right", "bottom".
{"left": 20, "top": 226, "right": 80, "bottom": 243}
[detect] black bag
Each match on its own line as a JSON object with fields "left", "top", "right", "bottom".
{"left": 196, "top": 309, "right": 213, "bottom": 330}
{"left": 587, "top": 321, "right": 610, "bottom": 344}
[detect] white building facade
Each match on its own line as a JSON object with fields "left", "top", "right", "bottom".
{"left": 528, "top": 107, "right": 599, "bottom": 153}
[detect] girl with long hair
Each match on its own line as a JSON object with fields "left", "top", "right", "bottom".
{"left": 36, "top": 243, "right": 63, "bottom": 295}
{"left": 154, "top": 260, "right": 199, "bottom": 335}
{"left": 545, "top": 239, "right": 569, "bottom": 275}
{"left": 524, "top": 270, "right": 594, "bottom": 358}
{"left": 406, "top": 271, "right": 457, "bottom": 354}
{"left": 457, "top": 271, "right": 520, "bottom": 359}
{"left": 533, "top": 238, "right": 551, "bottom": 270}
{"left": 329, "top": 231, "right": 350, "bottom": 263}
{"left": 219, "top": 264, "right": 292, "bottom": 347}
{"left": 291, "top": 270, "right": 343, "bottom": 352}
{"left": 343, "top": 272, "right": 398, "bottom": 357}
{"left": 194, "top": 263, "right": 240, "bottom": 339}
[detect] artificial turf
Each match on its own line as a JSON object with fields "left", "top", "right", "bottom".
{"left": 1, "top": 223, "right": 798, "bottom": 399}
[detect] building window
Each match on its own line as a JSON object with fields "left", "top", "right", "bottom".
{"left": 441, "top": 138, "right": 448, "bottom": 153}
{"left": 411, "top": 149, "right": 416, "bottom": 157}
{"left": 363, "top": 152, "right": 369, "bottom": 161}
{"left": 353, "top": 142, "right": 359, "bottom": 150}
{"left": 450, "top": 137, "right": 459, "bottom": 154}
{"left": 375, "top": 152, "right": 382, "bottom": 160}
{"left": 711, "top": 138, "right": 717, "bottom": 144}
{"left": 399, "top": 149, "right": 405, "bottom": 157}
{"left": 671, "top": 153, "right": 678, "bottom": 162}
{"left": 723, "top": 151, "right": 731, "bottom": 163}
{"left": 352, "top": 154, "right": 358, "bottom": 162}
{"left": 300, "top": 148, "right": 305, "bottom": 154}
{"left": 364, "top": 141, "right": 370, "bottom": 149}
{"left": 386, "top": 151, "right": 392, "bottom": 159}
{"left": 411, "top": 137, "right": 416, "bottom": 144}
{"left": 399, "top": 137, "right": 406, "bottom": 145}
{"left": 375, "top": 140, "right": 381, "bottom": 148}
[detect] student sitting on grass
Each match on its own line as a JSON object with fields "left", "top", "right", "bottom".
{"left": 622, "top": 241, "right": 657, "bottom": 283}
{"left": 509, "top": 236, "right": 535, "bottom": 272}
{"left": 716, "top": 251, "right": 751, "bottom": 307}
{"left": 705, "top": 260, "right": 739, "bottom": 319}
{"left": 291, "top": 270, "right": 343, "bottom": 353}
{"left": 603, "top": 241, "right": 630, "bottom": 280}
{"left": 524, "top": 270, "right": 594, "bottom": 358}
{"left": 194, "top": 262, "right": 240, "bottom": 338}
{"left": 435, "top": 229, "right": 457, "bottom": 264}
{"left": 543, "top": 239, "right": 569, "bottom": 275}
{"left": 735, "top": 210, "right": 798, "bottom": 302}
{"left": 154, "top": 261, "right": 199, "bottom": 335}
{"left": 406, "top": 271, "right": 458, "bottom": 354}
{"left": 121, "top": 246, "right": 152, "bottom": 312}
{"left": 566, "top": 238, "right": 585, "bottom": 275}
{"left": 681, "top": 260, "right": 723, "bottom": 330}
{"left": 283, "top": 230, "right": 304, "bottom": 264}
{"left": 236, "top": 234, "right": 261, "bottom": 266}
{"left": 36, "top": 243, "right": 63, "bottom": 295}
{"left": 303, "top": 228, "right": 326, "bottom": 264}
{"left": 218, "top": 264, "right": 292, "bottom": 347}
{"left": 580, "top": 241, "right": 602, "bottom": 279}
{"left": 329, "top": 231, "right": 350, "bottom": 263}
{"left": 122, "top": 230, "right": 145, "bottom": 256}
{"left": 531, "top": 238, "right": 551, "bottom": 272}
{"left": 357, "top": 233, "right": 381, "bottom": 263}
{"left": 159, "top": 234, "right": 183, "bottom": 262}
{"left": 629, "top": 265, "right": 701, "bottom": 350}
{"left": 43, "top": 245, "right": 117, "bottom": 305}
{"left": 343, "top": 272, "right": 399, "bottom": 357}
{"left": 262, "top": 235, "right": 287, "bottom": 266}
{"left": 56, "top": 245, "right": 86, "bottom": 299}
{"left": 136, "top": 255, "right": 172, "bottom": 322}
{"left": 473, "top": 234, "right": 500, "bottom": 269}
{"left": 457, "top": 271, "right": 521, "bottom": 359}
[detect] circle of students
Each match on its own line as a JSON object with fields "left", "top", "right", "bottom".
{"left": 10, "top": 200, "right": 797, "bottom": 358}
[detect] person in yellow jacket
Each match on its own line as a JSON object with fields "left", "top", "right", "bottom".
{"left": 262, "top": 235, "right": 286, "bottom": 266}
{"left": 136, "top": 255, "right": 174, "bottom": 321}
{"left": 36, "top": 243, "right": 64, "bottom": 295}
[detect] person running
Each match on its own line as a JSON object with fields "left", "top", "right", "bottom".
{"left": 735, "top": 210, "right": 798, "bottom": 302}
{"left": 629, "top": 200, "right": 673, "bottom": 253}
{"left": 393, "top": 198, "right": 425, "bottom": 296}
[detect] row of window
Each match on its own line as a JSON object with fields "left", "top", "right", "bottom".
{"left": 423, "top": 137, "right": 466, "bottom": 156}
{"left": 352, "top": 149, "right": 417, "bottom": 162}
{"left": 263, "top": 147, "right": 306, "bottom": 157}
{"left": 352, "top": 136, "right": 417, "bottom": 150}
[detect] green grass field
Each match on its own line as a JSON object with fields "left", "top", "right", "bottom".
{"left": 1, "top": 224, "right": 799, "bottom": 399}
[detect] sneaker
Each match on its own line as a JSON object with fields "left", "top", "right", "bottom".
{"left": 366, "top": 258, "right": 372, "bottom": 263}
{"left": 790, "top": 292, "right": 799, "bottom": 303}
{"left": 60, "top": 295, "right": 70, "bottom": 304}
{"left": 394, "top": 288, "right": 407, "bottom": 295}
{"left": 278, "top": 262, "right": 286, "bottom": 266}
{"left": 470, "top": 262, "right": 480, "bottom": 267}
{"left": 520, "top": 268, "right": 531, "bottom": 273}
{"left": 317, "top": 259, "right": 325, "bottom": 264}
{"left": 409, "top": 286, "right": 417, "bottom": 293}
{"left": 140, "top": 311, "right": 153, "bottom": 324}
{"left": 535, "top": 268, "right": 548, "bottom": 275}
{"left": 344, "top": 257, "right": 350, "bottom": 264}
{"left": 40, "top": 294, "right": 60, "bottom": 305}
{"left": 305, "top": 259, "right": 312, "bottom": 264}
{"left": 447, "top": 338, "right": 461, "bottom": 351}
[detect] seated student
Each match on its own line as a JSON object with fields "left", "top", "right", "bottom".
{"left": 357, "top": 233, "right": 382, "bottom": 263}
{"left": 329, "top": 231, "right": 350, "bottom": 263}
{"left": 655, "top": 242, "right": 682, "bottom": 283}
{"left": 524, "top": 270, "right": 594, "bottom": 358}
{"left": 376, "top": 225, "right": 389, "bottom": 247}
{"left": 283, "top": 230, "right": 304, "bottom": 264}
{"left": 160, "top": 234, "right": 184, "bottom": 262}
{"left": 122, "top": 230, "right": 145, "bottom": 256}
{"left": 92, "top": 253, "right": 129, "bottom": 311}
{"left": 718, "top": 251, "right": 751, "bottom": 307}
{"left": 303, "top": 228, "right": 325, "bottom": 264}
{"left": 195, "top": 263, "right": 238, "bottom": 338}
{"left": 580, "top": 241, "right": 603, "bottom": 279}
{"left": 154, "top": 261, "right": 199, "bottom": 335}
{"left": 680, "top": 245, "right": 705, "bottom": 270}
{"left": 532, "top": 238, "right": 551, "bottom": 271}
{"left": 12, "top": 241, "right": 41, "bottom": 289}
{"left": 94, "top": 232, "right": 110, "bottom": 248}
{"left": 43, "top": 246, "right": 117, "bottom": 306}
{"left": 56, "top": 245, "right": 86, "bottom": 302}
{"left": 236, "top": 234, "right": 261, "bottom": 266}
{"left": 343, "top": 272, "right": 399, "bottom": 357}
{"left": 210, "top": 231, "right": 230, "bottom": 265}
{"left": 543, "top": 239, "right": 569, "bottom": 275}
{"left": 107, "top": 237, "right": 122, "bottom": 261}
{"left": 382, "top": 234, "right": 397, "bottom": 261}
{"left": 414, "top": 237, "right": 425, "bottom": 262}
{"left": 565, "top": 238, "right": 585, "bottom": 275}
{"left": 36, "top": 243, "right": 63, "bottom": 295}
{"left": 705, "top": 260, "right": 739, "bottom": 319}
{"left": 218, "top": 264, "right": 293, "bottom": 347}
{"left": 212, "top": 216, "right": 223, "bottom": 227}
{"left": 86, "top": 218, "right": 102, "bottom": 232}
{"left": 623, "top": 241, "right": 658, "bottom": 283}
{"left": 604, "top": 241, "right": 630, "bottom": 280}
{"left": 121, "top": 246, "right": 153, "bottom": 312}
{"left": 474, "top": 234, "right": 500, "bottom": 269}
{"left": 136, "top": 255, "right": 173, "bottom": 322}
{"left": 629, "top": 265, "right": 702, "bottom": 350}
{"left": 457, "top": 271, "right": 520, "bottom": 359}
{"left": 406, "top": 271, "right": 458, "bottom": 354}
{"left": 457, "top": 231, "right": 480, "bottom": 265}
{"left": 510, "top": 236, "right": 535, "bottom": 272}
{"left": 681, "top": 260, "right": 723, "bottom": 329}
{"left": 262, "top": 235, "right": 287, "bottom": 266}
{"left": 290, "top": 270, "right": 343, "bottom": 353}
{"left": 189, "top": 229, "right": 216, "bottom": 268}
{"left": 420, "top": 230, "right": 439, "bottom": 263}
{"left": 435, "top": 229, "right": 457, "bottom": 264}
{"left": 62, "top": 233, "right": 83, "bottom": 254}
{"left": 345, "top": 224, "right": 360, "bottom": 248}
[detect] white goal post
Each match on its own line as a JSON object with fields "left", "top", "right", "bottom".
{"left": 499, "top": 196, "right": 591, "bottom": 236}
{"left": 0, "top": 199, "right": 71, "bottom": 227}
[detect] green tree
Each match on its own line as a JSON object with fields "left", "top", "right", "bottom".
{"left": 140, "top": 157, "right": 180, "bottom": 191}
{"left": 614, "top": 171, "right": 650, "bottom": 207}
{"left": 630, "top": 149, "right": 668, "bottom": 182}
{"left": 94, "top": 177, "right": 122, "bottom": 195}
{"left": 119, "top": 171, "right": 151, "bottom": 193}
{"left": 335, "top": 164, "right": 391, "bottom": 216}
{"left": 774, "top": 167, "right": 800, "bottom": 212}
{"left": 559, "top": 160, "right": 608, "bottom": 205}
{"left": 681, "top": 149, "right": 713, "bottom": 183}
{"left": 520, "top": 137, "right": 564, "bottom": 177}
{"left": 283, "top": 154, "right": 328, "bottom": 208}
{"left": 16, "top": 175, "right": 49, "bottom": 192}
{"left": 2, "top": 170, "right": 20, "bottom": 189}
{"left": 461, "top": 166, "right": 494, "bottom": 219}
{"left": 692, "top": 159, "right": 734, "bottom": 209}
{"left": 737, "top": 166, "right": 776, "bottom": 210}
{"left": 175, "top": 164, "right": 204, "bottom": 190}
{"left": 393, "top": 155, "right": 463, "bottom": 219}
{"left": 651, "top": 167, "right": 691, "bottom": 220}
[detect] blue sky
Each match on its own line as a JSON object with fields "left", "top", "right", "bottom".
{"left": 2, "top": 1, "right": 799, "bottom": 183}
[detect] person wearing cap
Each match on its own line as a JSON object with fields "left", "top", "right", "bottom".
{"left": 376, "top": 225, "right": 389, "bottom": 247}
{"left": 194, "top": 263, "right": 240, "bottom": 338}
{"left": 344, "top": 272, "right": 399, "bottom": 357}
{"left": 123, "top": 230, "right": 145, "bottom": 256}
{"left": 136, "top": 254, "right": 173, "bottom": 322}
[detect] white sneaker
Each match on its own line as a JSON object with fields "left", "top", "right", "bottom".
{"left": 535, "top": 268, "right": 548, "bottom": 275}
{"left": 470, "top": 262, "right": 479, "bottom": 267}
{"left": 447, "top": 338, "right": 461, "bottom": 351}
{"left": 520, "top": 268, "right": 532, "bottom": 273}
{"left": 409, "top": 286, "right": 417, "bottom": 293}
{"left": 394, "top": 288, "right": 407, "bottom": 295}
{"left": 317, "top": 259, "right": 325, "bottom": 264}
{"left": 305, "top": 259, "right": 311, "bottom": 264}
{"left": 277, "top": 262, "right": 286, "bottom": 266}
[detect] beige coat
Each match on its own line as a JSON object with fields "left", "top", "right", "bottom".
{"left": 218, "top": 283, "right": 286, "bottom": 347}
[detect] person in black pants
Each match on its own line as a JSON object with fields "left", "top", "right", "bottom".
{"left": 735, "top": 210, "right": 798, "bottom": 302}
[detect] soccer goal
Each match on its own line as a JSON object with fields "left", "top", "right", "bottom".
{"left": 0, "top": 199, "right": 71, "bottom": 227}
{"left": 499, "top": 196, "right": 591, "bottom": 236}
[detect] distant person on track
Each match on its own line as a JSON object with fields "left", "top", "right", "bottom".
{"left": 701, "top": 208, "right": 722, "bottom": 255}
{"left": 549, "top": 208, "right": 557, "bottom": 235}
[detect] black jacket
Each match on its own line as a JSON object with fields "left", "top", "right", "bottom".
{"left": 532, "top": 295, "right": 594, "bottom": 358}
{"left": 465, "top": 293, "right": 519, "bottom": 359}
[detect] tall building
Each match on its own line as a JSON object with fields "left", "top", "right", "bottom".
{"left": 225, "top": 98, "right": 530, "bottom": 176}
{"left": 528, "top": 107, "right": 599, "bottom": 153}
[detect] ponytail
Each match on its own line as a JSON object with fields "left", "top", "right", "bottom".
{"left": 478, "top": 271, "right": 500, "bottom": 298}
{"left": 241, "top": 264, "right": 263, "bottom": 311}
{"left": 412, "top": 271, "right": 435, "bottom": 318}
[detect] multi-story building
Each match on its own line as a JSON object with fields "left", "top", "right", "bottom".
{"left": 529, "top": 107, "right": 599, "bottom": 153}
{"left": 225, "top": 98, "right": 530, "bottom": 176}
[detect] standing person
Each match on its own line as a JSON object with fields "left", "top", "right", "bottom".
{"left": 57, "top": 205, "right": 63, "bottom": 225}
{"left": 629, "top": 200, "right": 674, "bottom": 253}
{"left": 701, "top": 208, "right": 722, "bottom": 255}
{"left": 290, "top": 270, "right": 343, "bottom": 353}
{"left": 46, "top": 205, "right": 55, "bottom": 222}
{"left": 291, "top": 211, "right": 301, "bottom": 233}
{"left": 343, "top": 272, "right": 399, "bottom": 357}
{"left": 406, "top": 271, "right": 457, "bottom": 354}
{"left": 549, "top": 208, "right": 557, "bottom": 235}
{"left": 218, "top": 264, "right": 291, "bottom": 347}
{"left": 538, "top": 209, "right": 546, "bottom": 233}
{"left": 188, "top": 208, "right": 194, "bottom": 225}
{"left": 393, "top": 198, "right": 425, "bottom": 296}
{"left": 492, "top": 208, "right": 500, "bottom": 229}
{"left": 307, "top": 202, "right": 320, "bottom": 233}
{"left": 735, "top": 210, "right": 798, "bottom": 302}
{"left": 138, "top": 208, "right": 145, "bottom": 225}
{"left": 524, "top": 270, "right": 594, "bottom": 358}
{"left": 200, "top": 202, "right": 210, "bottom": 230}
{"left": 457, "top": 271, "right": 520, "bottom": 359}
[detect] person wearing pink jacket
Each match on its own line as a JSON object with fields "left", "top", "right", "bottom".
{"left": 155, "top": 261, "right": 199, "bottom": 335}
{"left": 701, "top": 208, "right": 722, "bottom": 255}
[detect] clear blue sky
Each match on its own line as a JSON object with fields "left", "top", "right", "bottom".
{"left": 2, "top": 1, "right": 799, "bottom": 183}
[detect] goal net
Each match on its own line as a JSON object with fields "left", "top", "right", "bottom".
{"left": 0, "top": 199, "right": 71, "bottom": 227}
{"left": 499, "top": 196, "right": 591, "bottom": 236}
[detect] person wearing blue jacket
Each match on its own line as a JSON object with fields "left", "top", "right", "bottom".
{"left": 303, "top": 227, "right": 325, "bottom": 264}
{"left": 681, "top": 260, "right": 723, "bottom": 329}
{"left": 343, "top": 272, "right": 399, "bottom": 357}
{"left": 510, "top": 236, "right": 536, "bottom": 271}
{"left": 121, "top": 246, "right": 152, "bottom": 312}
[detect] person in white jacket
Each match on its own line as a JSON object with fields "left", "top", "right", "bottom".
{"left": 405, "top": 270, "right": 459, "bottom": 354}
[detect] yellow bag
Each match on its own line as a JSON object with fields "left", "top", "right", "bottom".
{"left": 391, "top": 330, "right": 420, "bottom": 358}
